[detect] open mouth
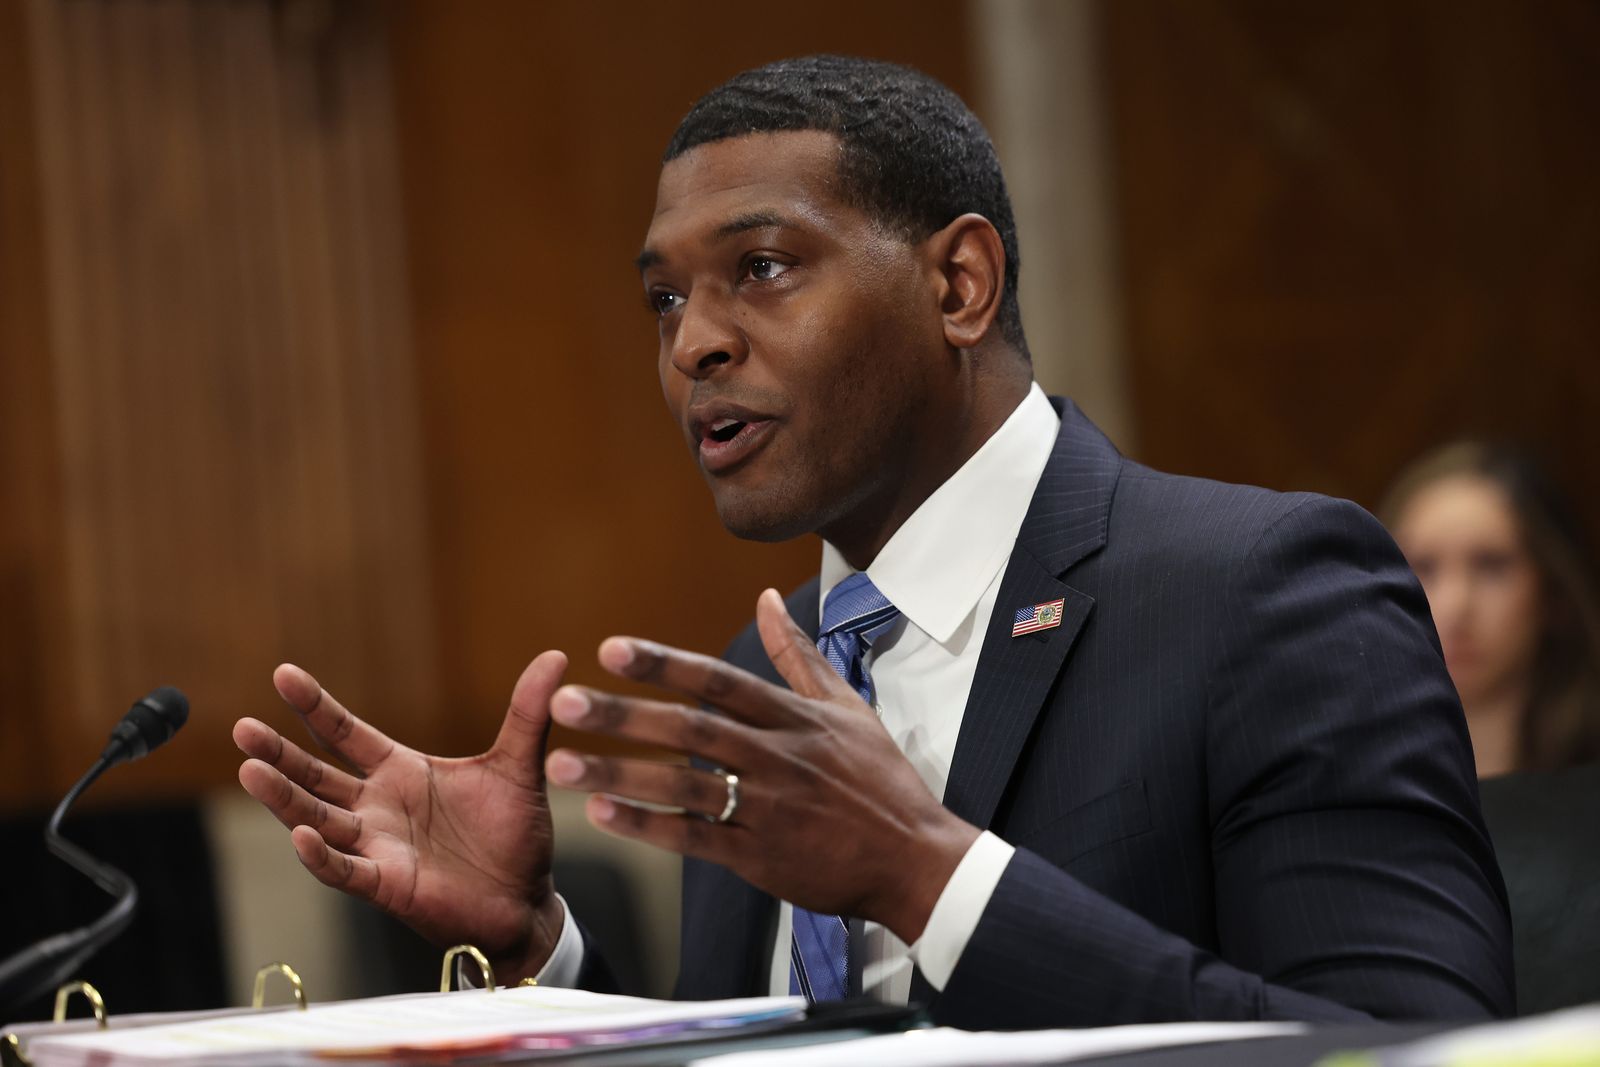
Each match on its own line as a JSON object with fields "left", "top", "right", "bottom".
{"left": 707, "top": 417, "right": 746, "bottom": 444}
{"left": 697, "top": 416, "right": 776, "bottom": 473}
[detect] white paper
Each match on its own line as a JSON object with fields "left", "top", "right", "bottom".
{"left": 691, "top": 1021, "right": 1308, "bottom": 1067}
{"left": 27, "top": 986, "right": 803, "bottom": 1066}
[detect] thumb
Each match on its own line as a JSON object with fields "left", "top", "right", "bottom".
{"left": 491, "top": 649, "right": 568, "bottom": 771}
{"left": 755, "top": 588, "right": 857, "bottom": 703}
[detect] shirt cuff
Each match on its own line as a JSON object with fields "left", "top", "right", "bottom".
{"left": 905, "top": 830, "right": 1015, "bottom": 991}
{"left": 460, "top": 894, "right": 585, "bottom": 989}
{"left": 530, "top": 893, "right": 586, "bottom": 987}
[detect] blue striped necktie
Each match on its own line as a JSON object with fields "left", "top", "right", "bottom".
{"left": 789, "top": 571, "right": 901, "bottom": 1003}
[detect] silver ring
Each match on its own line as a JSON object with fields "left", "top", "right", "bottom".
{"left": 709, "top": 770, "right": 739, "bottom": 824}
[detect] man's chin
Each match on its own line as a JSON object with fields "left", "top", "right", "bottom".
{"left": 710, "top": 489, "right": 815, "bottom": 544}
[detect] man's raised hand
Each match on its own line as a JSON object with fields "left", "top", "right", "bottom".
{"left": 544, "top": 589, "right": 980, "bottom": 945}
{"left": 233, "top": 652, "right": 570, "bottom": 983}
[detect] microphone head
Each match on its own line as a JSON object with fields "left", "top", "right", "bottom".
{"left": 102, "top": 686, "right": 190, "bottom": 765}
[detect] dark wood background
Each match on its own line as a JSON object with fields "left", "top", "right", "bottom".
{"left": 1105, "top": 1, "right": 1599, "bottom": 542}
{"left": 0, "top": 0, "right": 972, "bottom": 806}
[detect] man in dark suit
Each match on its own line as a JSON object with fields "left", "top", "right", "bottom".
{"left": 233, "top": 56, "right": 1513, "bottom": 1026}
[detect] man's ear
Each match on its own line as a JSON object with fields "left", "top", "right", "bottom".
{"left": 927, "top": 213, "right": 1006, "bottom": 349}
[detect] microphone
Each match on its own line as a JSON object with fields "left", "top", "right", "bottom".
{"left": 0, "top": 687, "right": 190, "bottom": 1018}
{"left": 100, "top": 686, "right": 189, "bottom": 767}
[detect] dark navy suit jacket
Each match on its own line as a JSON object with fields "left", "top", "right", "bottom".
{"left": 669, "top": 399, "right": 1514, "bottom": 1027}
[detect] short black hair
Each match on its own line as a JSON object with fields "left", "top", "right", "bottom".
{"left": 665, "top": 55, "right": 1027, "bottom": 352}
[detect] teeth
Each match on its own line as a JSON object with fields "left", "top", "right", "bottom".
{"left": 711, "top": 418, "right": 740, "bottom": 432}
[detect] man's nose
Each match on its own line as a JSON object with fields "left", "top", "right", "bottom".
{"left": 668, "top": 294, "right": 747, "bottom": 379}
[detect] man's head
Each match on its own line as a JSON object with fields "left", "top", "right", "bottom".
{"left": 664, "top": 56, "right": 1026, "bottom": 351}
{"left": 637, "top": 56, "right": 1032, "bottom": 565}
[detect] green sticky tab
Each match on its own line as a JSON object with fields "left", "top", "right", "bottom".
{"left": 1315, "top": 1053, "right": 1380, "bottom": 1067}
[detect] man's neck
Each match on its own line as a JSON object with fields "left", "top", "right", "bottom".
{"left": 824, "top": 370, "right": 1035, "bottom": 571}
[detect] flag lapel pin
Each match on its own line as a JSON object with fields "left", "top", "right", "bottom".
{"left": 1012, "top": 597, "right": 1067, "bottom": 637}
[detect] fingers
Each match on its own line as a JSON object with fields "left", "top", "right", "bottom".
{"left": 595, "top": 636, "right": 792, "bottom": 724}
{"left": 233, "top": 717, "right": 364, "bottom": 809}
{"left": 239, "top": 757, "right": 364, "bottom": 849}
{"left": 289, "top": 825, "right": 382, "bottom": 899}
{"left": 549, "top": 686, "right": 754, "bottom": 763}
{"left": 490, "top": 650, "right": 568, "bottom": 770}
{"left": 273, "top": 663, "right": 396, "bottom": 773}
{"left": 546, "top": 750, "right": 731, "bottom": 818}
{"left": 585, "top": 794, "right": 741, "bottom": 866}
{"left": 754, "top": 587, "right": 856, "bottom": 703}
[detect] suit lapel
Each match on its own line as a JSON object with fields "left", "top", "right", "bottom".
{"left": 940, "top": 556, "right": 1092, "bottom": 829}
{"left": 941, "top": 399, "right": 1122, "bottom": 832}
{"left": 913, "top": 400, "right": 1120, "bottom": 1007}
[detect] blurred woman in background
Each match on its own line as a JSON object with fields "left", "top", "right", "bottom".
{"left": 1383, "top": 442, "right": 1600, "bottom": 778}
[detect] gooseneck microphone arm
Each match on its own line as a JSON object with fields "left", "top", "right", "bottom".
{"left": 0, "top": 687, "right": 188, "bottom": 1018}
{"left": 0, "top": 758, "right": 139, "bottom": 1014}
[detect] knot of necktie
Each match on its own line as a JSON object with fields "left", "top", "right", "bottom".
{"left": 817, "top": 571, "right": 901, "bottom": 705}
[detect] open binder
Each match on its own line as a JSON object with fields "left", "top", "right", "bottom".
{"left": 2, "top": 947, "right": 913, "bottom": 1066}
{"left": 3, "top": 961, "right": 311, "bottom": 1066}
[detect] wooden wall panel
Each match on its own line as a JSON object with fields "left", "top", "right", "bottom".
{"left": 386, "top": 2, "right": 975, "bottom": 752}
{"left": 1, "top": 0, "right": 977, "bottom": 804}
{"left": 0, "top": 0, "right": 67, "bottom": 810}
{"left": 3, "top": 0, "right": 439, "bottom": 808}
{"left": 1104, "top": 1, "right": 1600, "bottom": 538}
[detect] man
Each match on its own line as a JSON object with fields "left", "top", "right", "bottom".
{"left": 234, "top": 56, "right": 1513, "bottom": 1028}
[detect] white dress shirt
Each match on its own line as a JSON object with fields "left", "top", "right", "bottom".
{"left": 539, "top": 384, "right": 1060, "bottom": 999}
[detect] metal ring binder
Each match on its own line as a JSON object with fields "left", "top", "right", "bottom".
{"left": 1, "top": 1032, "right": 30, "bottom": 1067}
{"left": 439, "top": 945, "right": 495, "bottom": 993}
{"left": 0, "top": 979, "right": 107, "bottom": 1065}
{"left": 251, "top": 962, "right": 307, "bottom": 1011}
{"left": 52, "top": 981, "right": 106, "bottom": 1028}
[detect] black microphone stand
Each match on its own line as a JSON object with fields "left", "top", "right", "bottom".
{"left": 0, "top": 755, "right": 139, "bottom": 1017}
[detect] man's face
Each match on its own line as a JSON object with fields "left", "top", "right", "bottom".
{"left": 638, "top": 130, "right": 951, "bottom": 548}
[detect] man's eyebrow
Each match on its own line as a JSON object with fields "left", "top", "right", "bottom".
{"left": 634, "top": 248, "right": 663, "bottom": 274}
{"left": 711, "top": 210, "right": 796, "bottom": 241}
{"left": 634, "top": 211, "right": 802, "bottom": 276}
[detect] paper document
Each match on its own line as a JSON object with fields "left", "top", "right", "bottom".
{"left": 24, "top": 986, "right": 804, "bottom": 1066}
{"left": 691, "top": 1021, "right": 1308, "bottom": 1066}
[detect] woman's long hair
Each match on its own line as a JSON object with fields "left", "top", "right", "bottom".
{"left": 1382, "top": 442, "right": 1600, "bottom": 771}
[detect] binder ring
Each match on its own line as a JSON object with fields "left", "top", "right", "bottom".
{"left": 2, "top": 1032, "right": 30, "bottom": 1067}
{"left": 440, "top": 944, "right": 496, "bottom": 993}
{"left": 52, "top": 981, "right": 106, "bottom": 1029}
{"left": 252, "top": 962, "right": 308, "bottom": 1011}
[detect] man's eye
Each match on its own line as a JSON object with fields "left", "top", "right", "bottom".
{"left": 745, "top": 256, "right": 790, "bottom": 282}
{"left": 648, "top": 290, "right": 684, "bottom": 316}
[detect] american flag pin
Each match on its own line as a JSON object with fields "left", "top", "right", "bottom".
{"left": 1012, "top": 598, "right": 1067, "bottom": 637}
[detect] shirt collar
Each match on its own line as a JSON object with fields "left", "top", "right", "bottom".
{"left": 820, "top": 383, "right": 1060, "bottom": 644}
